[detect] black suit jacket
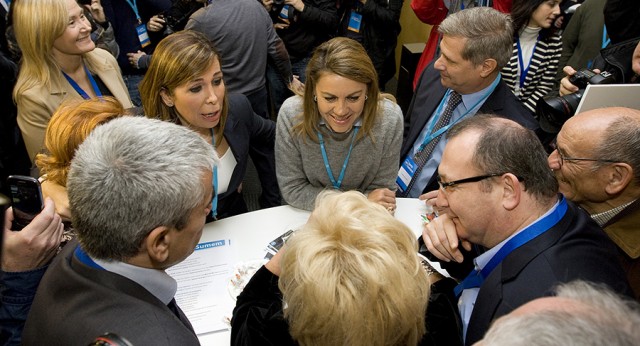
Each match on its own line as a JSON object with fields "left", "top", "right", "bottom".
{"left": 22, "top": 241, "right": 199, "bottom": 346}
{"left": 437, "top": 199, "right": 632, "bottom": 345}
{"left": 401, "top": 63, "right": 540, "bottom": 193}
{"left": 217, "top": 93, "right": 280, "bottom": 219}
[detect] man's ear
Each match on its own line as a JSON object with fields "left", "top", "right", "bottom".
{"left": 145, "top": 226, "right": 172, "bottom": 264}
{"left": 160, "top": 88, "right": 174, "bottom": 107}
{"left": 605, "top": 163, "right": 634, "bottom": 195}
{"left": 480, "top": 58, "right": 498, "bottom": 78}
{"left": 501, "top": 173, "right": 521, "bottom": 211}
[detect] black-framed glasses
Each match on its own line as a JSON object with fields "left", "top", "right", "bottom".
{"left": 437, "top": 173, "right": 506, "bottom": 191}
{"left": 557, "top": 152, "right": 619, "bottom": 168}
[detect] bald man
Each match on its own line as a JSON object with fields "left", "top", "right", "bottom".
{"left": 548, "top": 107, "right": 640, "bottom": 300}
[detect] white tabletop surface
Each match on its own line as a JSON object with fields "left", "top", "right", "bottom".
{"left": 193, "top": 198, "right": 430, "bottom": 345}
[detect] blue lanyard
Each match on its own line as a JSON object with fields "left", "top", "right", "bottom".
{"left": 516, "top": 34, "right": 540, "bottom": 89}
{"left": 318, "top": 127, "right": 360, "bottom": 189}
{"left": 125, "top": 0, "right": 142, "bottom": 22}
{"left": 417, "top": 75, "right": 500, "bottom": 153}
{"left": 210, "top": 129, "right": 219, "bottom": 219}
{"left": 602, "top": 25, "right": 610, "bottom": 49}
{"left": 454, "top": 196, "right": 568, "bottom": 296}
{"left": 74, "top": 245, "right": 105, "bottom": 270}
{"left": 61, "top": 64, "right": 103, "bottom": 100}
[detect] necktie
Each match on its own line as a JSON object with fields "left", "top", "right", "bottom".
{"left": 402, "top": 91, "right": 462, "bottom": 196}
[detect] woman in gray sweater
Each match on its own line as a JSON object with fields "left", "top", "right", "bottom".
{"left": 275, "top": 37, "right": 403, "bottom": 212}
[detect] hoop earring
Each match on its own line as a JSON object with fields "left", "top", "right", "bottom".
{"left": 313, "top": 95, "right": 317, "bottom": 102}
{"left": 365, "top": 95, "right": 368, "bottom": 100}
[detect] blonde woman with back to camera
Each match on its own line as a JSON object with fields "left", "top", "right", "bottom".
{"left": 12, "top": 0, "right": 132, "bottom": 162}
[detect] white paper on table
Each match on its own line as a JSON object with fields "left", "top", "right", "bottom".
{"left": 167, "top": 239, "right": 235, "bottom": 335}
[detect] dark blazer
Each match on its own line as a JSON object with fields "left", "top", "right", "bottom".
{"left": 217, "top": 93, "right": 280, "bottom": 219}
{"left": 437, "top": 199, "right": 632, "bottom": 345}
{"left": 401, "top": 63, "right": 540, "bottom": 193}
{"left": 22, "top": 241, "right": 199, "bottom": 346}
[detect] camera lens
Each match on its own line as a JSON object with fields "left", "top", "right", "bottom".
{"left": 536, "top": 90, "right": 584, "bottom": 133}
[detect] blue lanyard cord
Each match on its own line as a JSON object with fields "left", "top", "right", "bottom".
{"left": 417, "top": 75, "right": 501, "bottom": 153}
{"left": 210, "top": 129, "right": 218, "bottom": 218}
{"left": 61, "top": 64, "right": 103, "bottom": 100}
{"left": 74, "top": 245, "right": 104, "bottom": 270}
{"left": 516, "top": 34, "right": 540, "bottom": 89}
{"left": 602, "top": 25, "right": 610, "bottom": 49}
{"left": 454, "top": 196, "right": 568, "bottom": 296}
{"left": 125, "top": 0, "right": 141, "bottom": 21}
{"left": 317, "top": 127, "right": 360, "bottom": 189}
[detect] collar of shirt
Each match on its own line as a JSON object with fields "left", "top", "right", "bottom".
{"left": 473, "top": 198, "right": 561, "bottom": 271}
{"left": 591, "top": 199, "right": 637, "bottom": 227}
{"left": 93, "top": 257, "right": 178, "bottom": 305}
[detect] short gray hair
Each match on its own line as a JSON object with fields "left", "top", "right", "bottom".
{"left": 480, "top": 281, "right": 640, "bottom": 346}
{"left": 438, "top": 7, "right": 513, "bottom": 68}
{"left": 68, "top": 117, "right": 216, "bottom": 261}
{"left": 594, "top": 112, "right": 640, "bottom": 183}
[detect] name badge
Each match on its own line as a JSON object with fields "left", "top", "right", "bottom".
{"left": 136, "top": 23, "right": 151, "bottom": 48}
{"left": 396, "top": 156, "right": 418, "bottom": 193}
{"left": 347, "top": 11, "right": 362, "bottom": 33}
{"left": 279, "top": 5, "right": 291, "bottom": 24}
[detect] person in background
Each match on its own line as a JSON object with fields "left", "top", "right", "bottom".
{"left": 231, "top": 190, "right": 431, "bottom": 345}
{"left": 186, "top": 0, "right": 294, "bottom": 119}
{"left": 410, "top": 0, "right": 512, "bottom": 90}
{"left": 12, "top": 0, "right": 132, "bottom": 162}
{"left": 336, "top": 0, "right": 403, "bottom": 90}
{"left": 276, "top": 37, "right": 403, "bottom": 212}
{"left": 35, "top": 97, "right": 125, "bottom": 221}
{"left": 548, "top": 107, "right": 640, "bottom": 300}
{"left": 421, "top": 114, "right": 631, "bottom": 345}
{"left": 22, "top": 117, "right": 214, "bottom": 345}
{"left": 477, "top": 281, "right": 640, "bottom": 345}
{"left": 0, "top": 200, "right": 64, "bottom": 346}
{"left": 100, "top": 0, "right": 171, "bottom": 107}
{"left": 79, "top": 0, "right": 120, "bottom": 58}
{"left": 501, "top": 0, "right": 562, "bottom": 115}
{"left": 398, "top": 7, "right": 538, "bottom": 199}
{"left": 140, "top": 30, "right": 280, "bottom": 219}
{"left": 261, "top": 0, "right": 338, "bottom": 117}
{"left": 554, "top": 0, "right": 606, "bottom": 82}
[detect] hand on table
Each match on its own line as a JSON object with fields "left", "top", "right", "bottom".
{"left": 368, "top": 188, "right": 396, "bottom": 213}
{"left": 2, "top": 198, "right": 64, "bottom": 272}
{"left": 147, "top": 15, "right": 166, "bottom": 33}
{"left": 421, "top": 213, "right": 470, "bottom": 263}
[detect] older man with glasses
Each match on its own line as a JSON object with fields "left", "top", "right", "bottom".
{"left": 548, "top": 107, "right": 640, "bottom": 301}
{"left": 421, "top": 114, "right": 631, "bottom": 345}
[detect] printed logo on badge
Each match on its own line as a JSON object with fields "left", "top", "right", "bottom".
{"left": 347, "top": 11, "right": 362, "bottom": 33}
{"left": 136, "top": 23, "right": 151, "bottom": 48}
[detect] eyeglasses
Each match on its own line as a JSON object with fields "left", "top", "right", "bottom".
{"left": 437, "top": 173, "right": 507, "bottom": 191}
{"left": 556, "top": 152, "right": 619, "bottom": 168}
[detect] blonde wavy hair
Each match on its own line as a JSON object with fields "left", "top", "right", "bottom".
{"left": 35, "top": 97, "right": 125, "bottom": 186}
{"left": 292, "top": 37, "right": 381, "bottom": 143}
{"left": 12, "top": 0, "right": 102, "bottom": 99}
{"left": 279, "top": 190, "right": 430, "bottom": 346}
{"left": 139, "top": 30, "right": 228, "bottom": 140}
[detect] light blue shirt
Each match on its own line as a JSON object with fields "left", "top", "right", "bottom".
{"left": 93, "top": 257, "right": 178, "bottom": 305}
{"left": 458, "top": 199, "right": 560, "bottom": 340}
{"left": 407, "top": 76, "right": 501, "bottom": 197}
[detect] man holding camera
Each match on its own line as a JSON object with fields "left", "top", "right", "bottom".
{"left": 548, "top": 107, "right": 640, "bottom": 300}
{"left": 21, "top": 117, "right": 216, "bottom": 345}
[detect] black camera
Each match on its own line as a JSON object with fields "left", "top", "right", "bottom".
{"left": 536, "top": 69, "right": 616, "bottom": 133}
{"left": 161, "top": 0, "right": 204, "bottom": 36}
{"left": 273, "top": 0, "right": 285, "bottom": 4}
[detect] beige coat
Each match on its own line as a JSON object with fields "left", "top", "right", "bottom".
{"left": 16, "top": 48, "right": 132, "bottom": 161}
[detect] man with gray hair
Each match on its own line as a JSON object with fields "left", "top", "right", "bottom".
{"left": 477, "top": 281, "right": 640, "bottom": 345}
{"left": 22, "top": 117, "right": 216, "bottom": 345}
{"left": 397, "top": 7, "right": 539, "bottom": 198}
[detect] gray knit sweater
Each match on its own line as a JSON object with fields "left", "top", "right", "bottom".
{"left": 275, "top": 96, "right": 403, "bottom": 211}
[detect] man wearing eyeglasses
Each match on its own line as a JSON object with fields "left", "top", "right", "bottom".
{"left": 548, "top": 107, "right": 640, "bottom": 301}
{"left": 421, "top": 114, "right": 631, "bottom": 345}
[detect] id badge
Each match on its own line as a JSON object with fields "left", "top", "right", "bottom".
{"left": 347, "top": 11, "right": 362, "bottom": 33}
{"left": 279, "top": 5, "right": 291, "bottom": 24}
{"left": 136, "top": 23, "right": 151, "bottom": 48}
{"left": 396, "top": 156, "right": 418, "bottom": 193}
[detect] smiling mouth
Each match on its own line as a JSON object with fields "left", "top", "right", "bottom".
{"left": 77, "top": 36, "right": 91, "bottom": 42}
{"left": 328, "top": 113, "right": 353, "bottom": 124}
